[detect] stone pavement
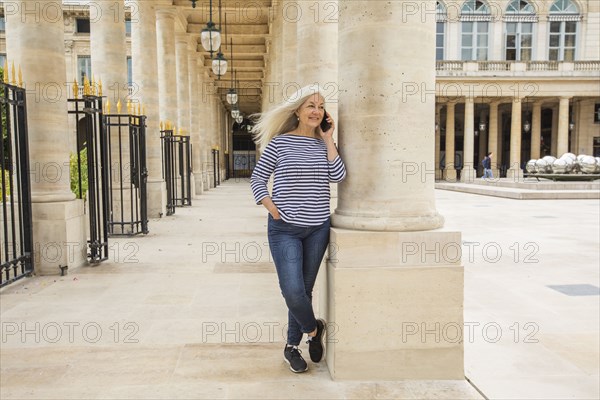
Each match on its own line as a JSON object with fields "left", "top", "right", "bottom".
{"left": 1, "top": 180, "right": 598, "bottom": 399}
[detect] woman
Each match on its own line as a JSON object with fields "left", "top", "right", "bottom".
{"left": 250, "top": 85, "right": 346, "bottom": 373}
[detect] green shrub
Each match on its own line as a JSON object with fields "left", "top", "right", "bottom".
{"left": 70, "top": 148, "right": 88, "bottom": 200}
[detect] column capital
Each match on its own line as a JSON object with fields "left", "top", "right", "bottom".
{"left": 464, "top": 96, "right": 474, "bottom": 103}
{"left": 155, "top": 7, "right": 177, "bottom": 20}
{"left": 559, "top": 96, "right": 572, "bottom": 102}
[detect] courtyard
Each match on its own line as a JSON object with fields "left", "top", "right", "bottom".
{"left": 1, "top": 181, "right": 598, "bottom": 399}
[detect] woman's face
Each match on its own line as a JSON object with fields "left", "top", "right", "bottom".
{"left": 296, "top": 94, "right": 325, "bottom": 129}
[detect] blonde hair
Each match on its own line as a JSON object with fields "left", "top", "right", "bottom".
{"left": 251, "top": 85, "right": 326, "bottom": 150}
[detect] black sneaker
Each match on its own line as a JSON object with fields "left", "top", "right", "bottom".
{"left": 283, "top": 345, "right": 308, "bottom": 373}
{"left": 306, "top": 318, "right": 326, "bottom": 362}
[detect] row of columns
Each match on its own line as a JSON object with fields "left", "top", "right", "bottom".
{"left": 439, "top": 96, "right": 573, "bottom": 181}
{"left": 4, "top": 0, "right": 227, "bottom": 273}
{"left": 265, "top": 1, "right": 338, "bottom": 115}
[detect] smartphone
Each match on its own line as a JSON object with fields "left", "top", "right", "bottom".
{"left": 320, "top": 110, "right": 331, "bottom": 132}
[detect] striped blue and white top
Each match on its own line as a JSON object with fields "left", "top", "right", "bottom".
{"left": 251, "top": 134, "right": 347, "bottom": 227}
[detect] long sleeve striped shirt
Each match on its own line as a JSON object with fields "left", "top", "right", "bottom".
{"left": 250, "top": 134, "right": 347, "bottom": 227}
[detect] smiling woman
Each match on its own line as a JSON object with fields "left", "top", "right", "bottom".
{"left": 250, "top": 85, "right": 346, "bottom": 373}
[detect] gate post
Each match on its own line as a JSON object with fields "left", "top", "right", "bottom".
{"left": 5, "top": 1, "right": 87, "bottom": 275}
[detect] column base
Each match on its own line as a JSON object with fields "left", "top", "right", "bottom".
{"left": 189, "top": 172, "right": 196, "bottom": 199}
{"left": 506, "top": 168, "right": 523, "bottom": 181}
{"left": 324, "top": 228, "right": 464, "bottom": 380}
{"left": 435, "top": 169, "right": 443, "bottom": 180}
{"left": 331, "top": 211, "right": 444, "bottom": 232}
{"left": 147, "top": 179, "right": 167, "bottom": 219}
{"left": 459, "top": 168, "right": 476, "bottom": 183}
{"left": 32, "top": 199, "right": 87, "bottom": 275}
{"left": 194, "top": 172, "right": 204, "bottom": 196}
{"left": 444, "top": 168, "right": 457, "bottom": 182}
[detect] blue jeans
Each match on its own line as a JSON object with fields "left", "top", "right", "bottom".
{"left": 483, "top": 168, "right": 493, "bottom": 179}
{"left": 267, "top": 214, "right": 330, "bottom": 346}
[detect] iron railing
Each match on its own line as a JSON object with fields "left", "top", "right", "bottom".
{"left": 1, "top": 81, "right": 33, "bottom": 287}
{"left": 160, "top": 129, "right": 192, "bottom": 216}
{"left": 104, "top": 112, "right": 149, "bottom": 236}
{"left": 67, "top": 95, "right": 110, "bottom": 263}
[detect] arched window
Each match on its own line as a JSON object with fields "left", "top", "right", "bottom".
{"left": 436, "top": 1, "right": 447, "bottom": 60}
{"left": 462, "top": 0, "right": 490, "bottom": 14}
{"left": 548, "top": 0, "right": 581, "bottom": 61}
{"left": 460, "top": 0, "right": 492, "bottom": 60}
{"left": 550, "top": 0, "right": 579, "bottom": 13}
{"left": 506, "top": 0, "right": 535, "bottom": 13}
{"left": 504, "top": 0, "right": 537, "bottom": 61}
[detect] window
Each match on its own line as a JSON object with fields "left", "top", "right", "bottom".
{"left": 504, "top": 0, "right": 536, "bottom": 61}
{"left": 594, "top": 104, "right": 600, "bottom": 124}
{"left": 127, "top": 57, "right": 132, "bottom": 85}
{"left": 125, "top": 19, "right": 132, "bottom": 36}
{"left": 0, "top": 54, "right": 6, "bottom": 70}
{"left": 77, "top": 56, "right": 92, "bottom": 85}
{"left": 76, "top": 18, "right": 91, "bottom": 34}
{"left": 505, "top": 22, "right": 533, "bottom": 60}
{"left": 436, "top": 1, "right": 447, "bottom": 60}
{"left": 461, "top": 21, "right": 489, "bottom": 60}
{"left": 594, "top": 137, "right": 600, "bottom": 157}
{"left": 548, "top": 0, "right": 580, "bottom": 61}
{"left": 0, "top": 16, "right": 5, "bottom": 32}
{"left": 460, "top": 0, "right": 491, "bottom": 61}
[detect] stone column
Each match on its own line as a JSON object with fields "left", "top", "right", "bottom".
{"left": 189, "top": 42, "right": 202, "bottom": 195}
{"left": 461, "top": 97, "right": 475, "bottom": 182}
{"left": 435, "top": 104, "right": 442, "bottom": 180}
{"left": 156, "top": 8, "right": 178, "bottom": 125}
{"left": 488, "top": 101, "right": 500, "bottom": 177}
{"left": 530, "top": 101, "right": 542, "bottom": 159}
{"left": 126, "top": 0, "right": 166, "bottom": 218}
{"left": 202, "top": 72, "right": 213, "bottom": 190}
{"left": 282, "top": 0, "right": 298, "bottom": 87}
{"left": 329, "top": 0, "right": 462, "bottom": 380}
{"left": 176, "top": 35, "right": 190, "bottom": 133}
{"left": 444, "top": 102, "right": 457, "bottom": 181}
{"left": 198, "top": 68, "right": 209, "bottom": 191}
{"left": 298, "top": 1, "right": 339, "bottom": 200}
{"left": 557, "top": 97, "right": 571, "bottom": 157}
{"left": 275, "top": 9, "right": 284, "bottom": 103}
{"left": 5, "top": 0, "right": 86, "bottom": 273}
{"left": 551, "top": 105, "right": 558, "bottom": 156}
{"left": 91, "top": 0, "right": 133, "bottom": 233}
{"left": 90, "top": 0, "right": 128, "bottom": 104}
{"left": 507, "top": 97, "right": 523, "bottom": 179}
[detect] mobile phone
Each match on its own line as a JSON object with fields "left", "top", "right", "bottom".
{"left": 320, "top": 110, "right": 331, "bottom": 132}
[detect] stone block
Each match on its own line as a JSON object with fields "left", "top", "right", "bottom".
{"left": 324, "top": 229, "right": 464, "bottom": 380}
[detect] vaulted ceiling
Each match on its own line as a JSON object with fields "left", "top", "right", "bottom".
{"left": 174, "top": 0, "right": 273, "bottom": 115}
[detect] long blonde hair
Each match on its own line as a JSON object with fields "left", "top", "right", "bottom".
{"left": 251, "top": 85, "right": 326, "bottom": 150}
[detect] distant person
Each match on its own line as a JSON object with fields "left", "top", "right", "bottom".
{"left": 250, "top": 85, "right": 347, "bottom": 373}
{"left": 482, "top": 152, "right": 493, "bottom": 179}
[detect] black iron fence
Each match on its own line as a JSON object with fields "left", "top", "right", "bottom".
{"left": 212, "top": 148, "right": 220, "bottom": 187}
{"left": 104, "top": 112, "right": 149, "bottom": 236}
{"left": 161, "top": 129, "right": 192, "bottom": 216}
{"left": 1, "top": 80, "right": 33, "bottom": 287}
{"left": 67, "top": 95, "right": 109, "bottom": 263}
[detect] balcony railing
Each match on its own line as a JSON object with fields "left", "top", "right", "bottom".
{"left": 526, "top": 61, "right": 559, "bottom": 71}
{"left": 574, "top": 61, "right": 600, "bottom": 71}
{"left": 479, "top": 61, "right": 511, "bottom": 71}
{"left": 436, "top": 60, "right": 600, "bottom": 75}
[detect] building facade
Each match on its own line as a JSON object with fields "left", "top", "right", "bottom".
{"left": 1, "top": 0, "right": 598, "bottom": 183}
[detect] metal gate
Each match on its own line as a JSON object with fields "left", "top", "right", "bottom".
{"left": 161, "top": 128, "right": 192, "bottom": 216}
{"left": 104, "top": 112, "right": 149, "bottom": 236}
{"left": 1, "top": 80, "right": 34, "bottom": 287}
{"left": 67, "top": 95, "right": 109, "bottom": 263}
